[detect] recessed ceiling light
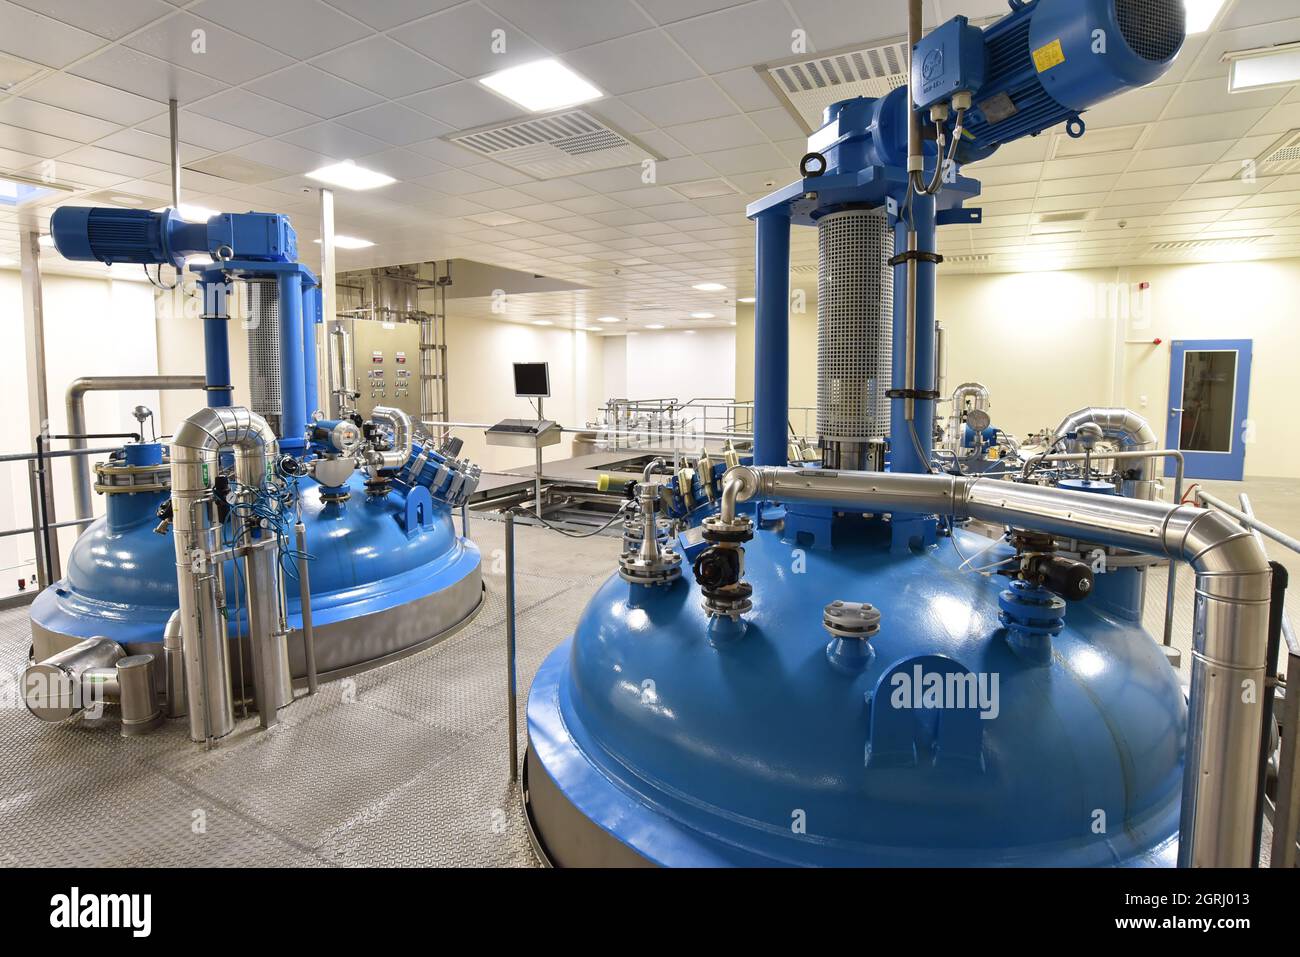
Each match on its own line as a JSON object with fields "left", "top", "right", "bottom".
{"left": 596, "top": 316, "right": 621, "bottom": 323}
{"left": 692, "top": 282, "right": 726, "bottom": 292}
{"left": 532, "top": 320, "right": 553, "bottom": 326}
{"left": 480, "top": 58, "right": 602, "bottom": 113}
{"left": 646, "top": 323, "right": 665, "bottom": 330}
{"left": 38, "top": 235, "right": 54, "bottom": 247}
{"left": 1226, "top": 42, "right": 1300, "bottom": 93}
{"left": 306, "top": 161, "right": 395, "bottom": 191}
{"left": 683, "top": 330, "right": 697, "bottom": 335}
{"left": 690, "top": 312, "right": 715, "bottom": 319}
{"left": 582, "top": 326, "right": 603, "bottom": 332}
{"left": 737, "top": 297, "right": 755, "bottom": 304}
{"left": 312, "top": 235, "right": 375, "bottom": 250}
{"left": 0, "top": 175, "right": 68, "bottom": 208}
{"left": 185, "top": 254, "right": 215, "bottom": 267}
{"left": 1185, "top": 0, "right": 1227, "bottom": 34}
{"left": 155, "top": 204, "right": 218, "bottom": 222}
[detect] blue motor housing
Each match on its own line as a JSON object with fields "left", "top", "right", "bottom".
{"left": 50, "top": 207, "right": 210, "bottom": 269}
{"left": 947, "top": 0, "right": 1186, "bottom": 162}
{"left": 50, "top": 206, "right": 297, "bottom": 269}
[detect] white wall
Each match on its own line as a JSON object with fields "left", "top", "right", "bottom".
{"left": 614, "top": 328, "right": 736, "bottom": 407}
{"left": 736, "top": 257, "right": 1300, "bottom": 479}
{"left": 1, "top": 268, "right": 159, "bottom": 583}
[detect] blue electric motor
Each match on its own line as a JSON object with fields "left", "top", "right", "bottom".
{"left": 912, "top": 0, "right": 1186, "bottom": 162}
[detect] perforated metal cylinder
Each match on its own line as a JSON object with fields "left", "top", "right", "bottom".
{"left": 817, "top": 208, "right": 893, "bottom": 447}
{"left": 245, "top": 278, "right": 282, "bottom": 434}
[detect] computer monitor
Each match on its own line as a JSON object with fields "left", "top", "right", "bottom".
{"left": 513, "top": 362, "right": 551, "bottom": 398}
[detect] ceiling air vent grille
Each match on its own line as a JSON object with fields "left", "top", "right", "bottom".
{"left": 1246, "top": 130, "right": 1300, "bottom": 179}
{"left": 946, "top": 254, "right": 991, "bottom": 264}
{"left": 1148, "top": 236, "right": 1269, "bottom": 253}
{"left": 767, "top": 41, "right": 909, "bottom": 130}
{"left": 449, "top": 110, "right": 653, "bottom": 180}
{"left": 765, "top": 20, "right": 999, "bottom": 131}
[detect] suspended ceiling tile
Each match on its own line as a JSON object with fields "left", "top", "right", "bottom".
{"left": 0, "top": 121, "right": 79, "bottom": 157}
{"left": 311, "top": 36, "right": 457, "bottom": 100}
{"left": 71, "top": 46, "right": 226, "bottom": 104}
{"left": 0, "top": 97, "right": 118, "bottom": 143}
{"left": 321, "top": 0, "right": 462, "bottom": 31}
{"left": 563, "top": 30, "right": 702, "bottom": 96}
{"left": 666, "top": 0, "right": 801, "bottom": 75}
{"left": 27, "top": 74, "right": 166, "bottom": 126}
{"left": 401, "top": 81, "right": 525, "bottom": 130}
{"left": 95, "top": 127, "right": 210, "bottom": 164}
{"left": 246, "top": 64, "right": 382, "bottom": 119}
{"left": 125, "top": 12, "right": 293, "bottom": 84}
{"left": 187, "top": 88, "right": 317, "bottom": 137}
{"left": 394, "top": 3, "right": 549, "bottom": 79}
{"left": 0, "top": 0, "right": 104, "bottom": 68}
{"left": 279, "top": 122, "right": 388, "bottom": 160}
{"left": 136, "top": 109, "right": 262, "bottom": 151}
{"left": 193, "top": 0, "right": 370, "bottom": 60}
{"left": 336, "top": 103, "right": 452, "bottom": 147}
{"left": 481, "top": 0, "right": 653, "bottom": 53}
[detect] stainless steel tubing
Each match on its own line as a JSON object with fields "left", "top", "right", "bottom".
{"left": 116, "top": 654, "right": 162, "bottom": 737}
{"left": 171, "top": 406, "right": 278, "bottom": 743}
{"left": 1026, "top": 447, "right": 1185, "bottom": 648}
{"left": 66, "top": 375, "right": 206, "bottom": 523}
{"left": 294, "top": 520, "right": 318, "bottom": 695}
{"left": 23, "top": 636, "right": 125, "bottom": 722}
{"left": 243, "top": 537, "right": 292, "bottom": 728}
{"left": 162, "top": 610, "right": 186, "bottom": 718}
{"left": 366, "top": 405, "right": 414, "bottom": 471}
{"left": 724, "top": 465, "right": 1273, "bottom": 867}
{"left": 1052, "top": 407, "right": 1159, "bottom": 500}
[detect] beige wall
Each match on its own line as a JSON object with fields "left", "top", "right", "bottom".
{"left": 736, "top": 257, "right": 1300, "bottom": 479}
{"left": 434, "top": 301, "right": 604, "bottom": 475}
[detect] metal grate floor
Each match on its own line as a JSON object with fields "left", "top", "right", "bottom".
{"left": 0, "top": 520, "right": 620, "bottom": 868}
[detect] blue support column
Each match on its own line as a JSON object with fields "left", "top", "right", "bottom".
{"left": 199, "top": 273, "right": 232, "bottom": 409}
{"left": 753, "top": 210, "right": 791, "bottom": 468}
{"left": 301, "top": 277, "right": 321, "bottom": 420}
{"left": 277, "top": 268, "right": 307, "bottom": 451}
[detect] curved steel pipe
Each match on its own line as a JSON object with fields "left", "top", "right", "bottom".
{"left": 170, "top": 406, "right": 278, "bottom": 743}
{"left": 722, "top": 464, "right": 1272, "bottom": 868}
{"left": 365, "top": 406, "right": 413, "bottom": 472}
{"left": 66, "top": 375, "right": 206, "bottom": 523}
{"left": 1051, "top": 406, "right": 1159, "bottom": 499}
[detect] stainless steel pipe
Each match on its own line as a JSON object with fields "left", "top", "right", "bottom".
{"left": 170, "top": 406, "right": 278, "bottom": 743}
{"left": 66, "top": 375, "right": 205, "bottom": 524}
{"left": 722, "top": 465, "right": 1272, "bottom": 867}
{"left": 1051, "top": 407, "right": 1159, "bottom": 500}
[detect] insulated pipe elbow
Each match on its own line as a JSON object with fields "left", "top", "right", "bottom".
{"left": 366, "top": 406, "right": 413, "bottom": 472}
{"left": 1052, "top": 406, "right": 1159, "bottom": 493}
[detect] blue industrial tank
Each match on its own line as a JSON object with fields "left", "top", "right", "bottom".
{"left": 30, "top": 451, "right": 481, "bottom": 678}
{"left": 526, "top": 520, "right": 1184, "bottom": 866}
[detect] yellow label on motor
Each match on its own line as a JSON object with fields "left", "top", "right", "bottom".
{"left": 1033, "top": 38, "right": 1066, "bottom": 73}
{"left": 596, "top": 473, "right": 610, "bottom": 492}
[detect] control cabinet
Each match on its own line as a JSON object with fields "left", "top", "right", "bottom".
{"left": 349, "top": 319, "right": 423, "bottom": 421}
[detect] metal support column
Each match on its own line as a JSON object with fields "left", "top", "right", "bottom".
{"left": 505, "top": 509, "right": 519, "bottom": 783}
{"left": 20, "top": 227, "right": 59, "bottom": 581}
{"left": 753, "top": 210, "right": 790, "bottom": 468}
{"left": 319, "top": 188, "right": 340, "bottom": 418}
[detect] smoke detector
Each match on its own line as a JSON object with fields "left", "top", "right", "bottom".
{"left": 448, "top": 109, "right": 656, "bottom": 181}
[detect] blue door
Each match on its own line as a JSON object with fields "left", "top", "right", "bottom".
{"left": 1164, "top": 339, "right": 1252, "bottom": 482}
